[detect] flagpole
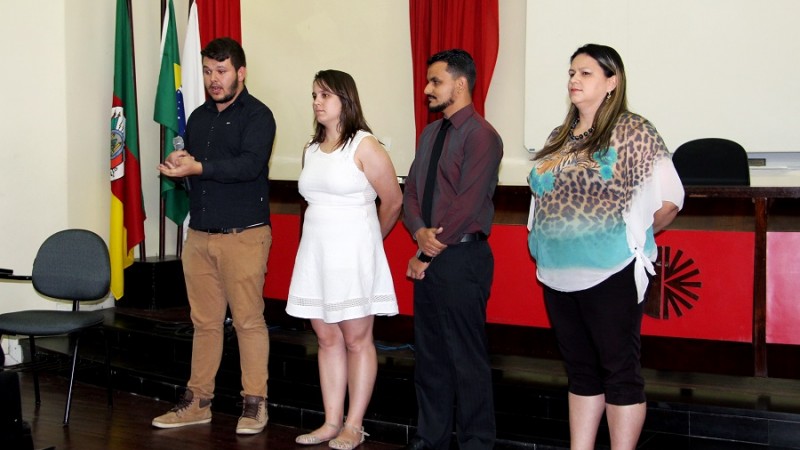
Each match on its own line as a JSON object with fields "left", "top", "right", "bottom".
{"left": 158, "top": 127, "right": 166, "bottom": 260}
{"left": 176, "top": 0, "right": 201, "bottom": 260}
{"left": 129, "top": 0, "right": 146, "bottom": 262}
{"left": 158, "top": 0, "right": 167, "bottom": 261}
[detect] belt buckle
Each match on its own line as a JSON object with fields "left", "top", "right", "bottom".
{"left": 200, "top": 222, "right": 265, "bottom": 235}
{"left": 460, "top": 232, "right": 487, "bottom": 243}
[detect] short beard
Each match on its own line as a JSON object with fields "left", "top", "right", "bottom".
{"left": 427, "top": 96, "right": 454, "bottom": 113}
{"left": 213, "top": 77, "right": 239, "bottom": 104}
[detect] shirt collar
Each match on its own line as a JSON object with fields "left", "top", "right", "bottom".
{"left": 443, "top": 103, "right": 475, "bottom": 130}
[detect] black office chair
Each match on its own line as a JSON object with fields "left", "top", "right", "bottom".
{"left": 0, "top": 229, "right": 112, "bottom": 425}
{"left": 671, "top": 138, "right": 750, "bottom": 186}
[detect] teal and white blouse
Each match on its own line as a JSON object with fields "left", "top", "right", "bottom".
{"left": 527, "top": 112, "right": 684, "bottom": 302}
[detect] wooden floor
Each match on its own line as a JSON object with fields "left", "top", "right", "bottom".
{"left": 18, "top": 372, "right": 397, "bottom": 450}
{"left": 12, "top": 307, "right": 800, "bottom": 449}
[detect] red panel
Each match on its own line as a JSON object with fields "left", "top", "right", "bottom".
{"left": 382, "top": 224, "right": 548, "bottom": 326}
{"left": 263, "top": 214, "right": 301, "bottom": 301}
{"left": 642, "top": 230, "right": 754, "bottom": 342}
{"left": 264, "top": 215, "right": 756, "bottom": 343}
{"left": 486, "top": 225, "right": 548, "bottom": 327}
{"left": 266, "top": 216, "right": 419, "bottom": 314}
{"left": 767, "top": 232, "right": 800, "bottom": 344}
{"left": 384, "top": 226, "right": 419, "bottom": 315}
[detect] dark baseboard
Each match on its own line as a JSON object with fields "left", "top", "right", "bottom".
{"left": 119, "top": 257, "right": 188, "bottom": 310}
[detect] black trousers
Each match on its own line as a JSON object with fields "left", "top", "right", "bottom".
{"left": 412, "top": 240, "right": 495, "bottom": 450}
{"left": 543, "top": 261, "right": 646, "bottom": 405}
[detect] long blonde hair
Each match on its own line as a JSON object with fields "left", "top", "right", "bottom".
{"left": 535, "top": 44, "right": 628, "bottom": 160}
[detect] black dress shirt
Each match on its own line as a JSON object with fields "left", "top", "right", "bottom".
{"left": 185, "top": 87, "right": 276, "bottom": 230}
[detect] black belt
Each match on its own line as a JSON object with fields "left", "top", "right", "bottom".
{"left": 459, "top": 232, "right": 488, "bottom": 243}
{"left": 193, "top": 222, "right": 267, "bottom": 235}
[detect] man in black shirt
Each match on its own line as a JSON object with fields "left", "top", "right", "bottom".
{"left": 153, "top": 37, "right": 275, "bottom": 436}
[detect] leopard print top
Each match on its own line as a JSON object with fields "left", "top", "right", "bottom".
{"left": 527, "top": 112, "right": 682, "bottom": 296}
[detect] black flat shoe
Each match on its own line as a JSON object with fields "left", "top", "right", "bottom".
{"left": 400, "top": 436, "right": 429, "bottom": 450}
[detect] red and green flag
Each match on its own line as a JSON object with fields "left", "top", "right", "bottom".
{"left": 110, "top": 0, "right": 146, "bottom": 300}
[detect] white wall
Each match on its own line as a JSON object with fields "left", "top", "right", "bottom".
{"left": 242, "top": 0, "right": 529, "bottom": 182}
{"left": 1, "top": 0, "right": 71, "bottom": 311}
{"left": 243, "top": 1, "right": 416, "bottom": 180}
{"left": 524, "top": 0, "right": 800, "bottom": 155}
{"left": 0, "top": 0, "right": 182, "bottom": 314}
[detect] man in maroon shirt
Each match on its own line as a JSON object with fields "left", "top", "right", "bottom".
{"left": 402, "top": 49, "right": 503, "bottom": 450}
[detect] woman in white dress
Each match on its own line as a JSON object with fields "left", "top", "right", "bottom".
{"left": 286, "top": 70, "right": 402, "bottom": 450}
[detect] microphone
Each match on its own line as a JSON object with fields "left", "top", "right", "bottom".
{"left": 172, "top": 136, "right": 191, "bottom": 191}
{"left": 172, "top": 135, "right": 184, "bottom": 151}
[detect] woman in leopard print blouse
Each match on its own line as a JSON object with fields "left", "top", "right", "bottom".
{"left": 527, "top": 44, "right": 684, "bottom": 450}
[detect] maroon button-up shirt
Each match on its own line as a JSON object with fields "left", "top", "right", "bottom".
{"left": 403, "top": 103, "right": 503, "bottom": 246}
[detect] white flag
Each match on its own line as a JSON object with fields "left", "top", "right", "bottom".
{"left": 181, "top": 0, "right": 205, "bottom": 121}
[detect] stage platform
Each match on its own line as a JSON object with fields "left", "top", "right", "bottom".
{"left": 22, "top": 303, "right": 800, "bottom": 449}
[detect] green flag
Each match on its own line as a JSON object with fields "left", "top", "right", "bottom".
{"left": 154, "top": 0, "right": 190, "bottom": 225}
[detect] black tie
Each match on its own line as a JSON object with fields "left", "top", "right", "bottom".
{"left": 422, "top": 119, "right": 451, "bottom": 227}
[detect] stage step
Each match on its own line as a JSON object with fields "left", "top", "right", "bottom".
{"left": 22, "top": 306, "right": 800, "bottom": 449}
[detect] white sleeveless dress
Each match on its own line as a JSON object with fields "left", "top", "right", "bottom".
{"left": 286, "top": 130, "right": 398, "bottom": 323}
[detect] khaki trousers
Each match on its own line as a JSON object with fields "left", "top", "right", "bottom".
{"left": 183, "top": 226, "right": 271, "bottom": 399}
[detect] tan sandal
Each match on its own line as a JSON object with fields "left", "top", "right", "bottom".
{"left": 295, "top": 422, "right": 341, "bottom": 445}
{"left": 328, "top": 424, "right": 369, "bottom": 450}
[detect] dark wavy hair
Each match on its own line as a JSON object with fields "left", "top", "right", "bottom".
{"left": 201, "top": 37, "right": 246, "bottom": 70}
{"left": 535, "top": 43, "right": 628, "bottom": 160}
{"left": 427, "top": 49, "right": 476, "bottom": 94}
{"left": 310, "top": 70, "right": 372, "bottom": 149}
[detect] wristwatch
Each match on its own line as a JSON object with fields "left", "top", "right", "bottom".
{"left": 416, "top": 250, "right": 433, "bottom": 263}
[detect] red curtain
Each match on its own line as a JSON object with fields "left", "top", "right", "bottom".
{"left": 409, "top": 0, "right": 499, "bottom": 141}
{"left": 195, "top": 0, "right": 242, "bottom": 47}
